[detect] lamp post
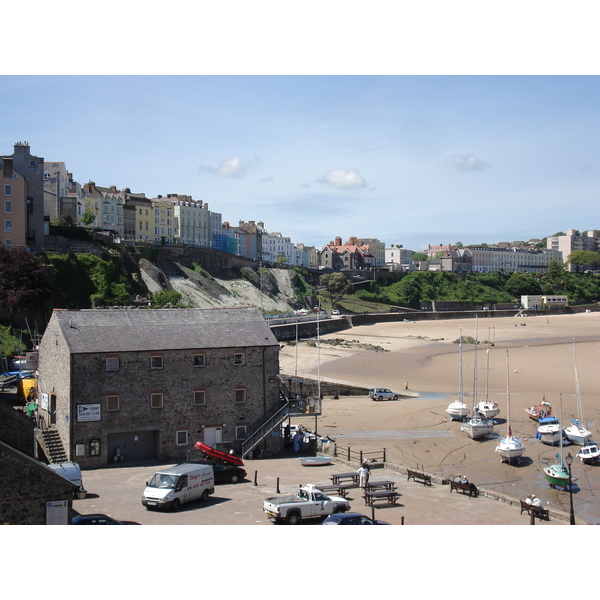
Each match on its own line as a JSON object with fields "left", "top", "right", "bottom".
{"left": 565, "top": 452, "right": 575, "bottom": 525}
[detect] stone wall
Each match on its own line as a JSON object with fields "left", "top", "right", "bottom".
{"left": 37, "top": 340, "right": 281, "bottom": 468}
{"left": 0, "top": 441, "right": 75, "bottom": 525}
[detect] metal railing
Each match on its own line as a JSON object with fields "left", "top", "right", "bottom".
{"left": 241, "top": 402, "right": 290, "bottom": 459}
{"left": 334, "top": 446, "right": 387, "bottom": 464}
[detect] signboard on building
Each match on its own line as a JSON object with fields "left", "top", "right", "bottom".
{"left": 25, "top": 352, "right": 38, "bottom": 369}
{"left": 77, "top": 403, "right": 101, "bottom": 422}
{"left": 46, "top": 500, "right": 68, "bottom": 525}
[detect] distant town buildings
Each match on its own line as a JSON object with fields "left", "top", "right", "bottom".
{"left": 3, "top": 141, "right": 599, "bottom": 275}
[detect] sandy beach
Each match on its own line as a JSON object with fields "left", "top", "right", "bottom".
{"left": 279, "top": 312, "right": 600, "bottom": 524}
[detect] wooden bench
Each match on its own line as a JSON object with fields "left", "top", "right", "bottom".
{"left": 314, "top": 484, "right": 351, "bottom": 498}
{"left": 364, "top": 480, "right": 396, "bottom": 492}
{"left": 330, "top": 473, "right": 360, "bottom": 486}
{"left": 449, "top": 480, "right": 479, "bottom": 497}
{"left": 520, "top": 500, "right": 549, "bottom": 520}
{"left": 363, "top": 490, "right": 400, "bottom": 506}
{"left": 407, "top": 469, "right": 432, "bottom": 486}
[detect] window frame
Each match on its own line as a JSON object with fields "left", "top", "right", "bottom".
{"left": 193, "top": 352, "right": 206, "bottom": 368}
{"left": 175, "top": 430, "right": 188, "bottom": 446}
{"left": 150, "top": 392, "right": 164, "bottom": 409}
{"left": 105, "top": 357, "right": 119, "bottom": 371}
{"left": 235, "top": 387, "right": 247, "bottom": 404}
{"left": 3, "top": 184, "right": 12, "bottom": 196}
{"left": 193, "top": 389, "right": 206, "bottom": 406}
{"left": 4, "top": 201, "right": 11, "bottom": 213}
{"left": 150, "top": 355, "right": 163, "bottom": 370}
{"left": 106, "top": 394, "right": 120, "bottom": 411}
{"left": 234, "top": 351, "right": 246, "bottom": 366}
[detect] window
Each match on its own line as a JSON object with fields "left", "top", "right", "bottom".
{"left": 151, "top": 393, "right": 163, "bottom": 408}
{"left": 194, "top": 353, "right": 206, "bottom": 367}
{"left": 234, "top": 351, "right": 245, "bottom": 366}
{"left": 106, "top": 395, "right": 120, "bottom": 411}
{"left": 235, "top": 388, "right": 246, "bottom": 404}
{"left": 4, "top": 201, "right": 11, "bottom": 213}
{"left": 194, "top": 390, "right": 206, "bottom": 406}
{"left": 151, "top": 356, "right": 163, "bottom": 369}
{"left": 235, "top": 426, "right": 247, "bottom": 440}
{"left": 4, "top": 184, "right": 12, "bottom": 196}
{"left": 4, "top": 221, "right": 12, "bottom": 232}
{"left": 176, "top": 430, "right": 188, "bottom": 446}
{"left": 106, "top": 357, "right": 119, "bottom": 371}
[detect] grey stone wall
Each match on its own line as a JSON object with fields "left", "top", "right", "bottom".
{"left": 0, "top": 441, "right": 74, "bottom": 525}
{"left": 37, "top": 336, "right": 280, "bottom": 467}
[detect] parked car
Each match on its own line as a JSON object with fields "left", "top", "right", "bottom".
{"left": 189, "top": 459, "right": 247, "bottom": 484}
{"left": 322, "top": 512, "right": 390, "bottom": 525}
{"left": 72, "top": 513, "right": 133, "bottom": 525}
{"left": 368, "top": 388, "right": 399, "bottom": 401}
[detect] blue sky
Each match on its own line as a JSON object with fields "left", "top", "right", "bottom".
{"left": 2, "top": 8, "right": 599, "bottom": 253}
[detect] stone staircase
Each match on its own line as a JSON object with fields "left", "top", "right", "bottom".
{"left": 38, "top": 428, "right": 68, "bottom": 463}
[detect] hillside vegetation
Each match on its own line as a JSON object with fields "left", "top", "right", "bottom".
{"left": 3, "top": 242, "right": 600, "bottom": 347}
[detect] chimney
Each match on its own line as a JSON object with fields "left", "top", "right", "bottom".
{"left": 335, "top": 236, "right": 342, "bottom": 246}
{"left": 3, "top": 157, "right": 13, "bottom": 178}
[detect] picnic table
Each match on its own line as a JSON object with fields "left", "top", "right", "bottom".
{"left": 363, "top": 489, "right": 400, "bottom": 506}
{"left": 364, "top": 480, "right": 396, "bottom": 492}
{"left": 330, "top": 472, "right": 360, "bottom": 485}
{"left": 313, "top": 484, "right": 351, "bottom": 498}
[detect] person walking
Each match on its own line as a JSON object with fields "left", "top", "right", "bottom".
{"left": 358, "top": 461, "right": 370, "bottom": 488}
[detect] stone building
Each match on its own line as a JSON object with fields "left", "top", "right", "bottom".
{"left": 36, "top": 307, "right": 281, "bottom": 469}
{"left": 0, "top": 441, "right": 76, "bottom": 525}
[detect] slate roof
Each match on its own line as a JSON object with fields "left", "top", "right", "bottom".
{"left": 50, "top": 307, "right": 279, "bottom": 354}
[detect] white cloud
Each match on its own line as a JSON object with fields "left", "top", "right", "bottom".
{"left": 451, "top": 154, "right": 490, "bottom": 172}
{"left": 317, "top": 168, "right": 368, "bottom": 189}
{"left": 198, "top": 156, "right": 249, "bottom": 178}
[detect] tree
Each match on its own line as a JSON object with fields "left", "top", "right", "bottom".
{"left": 81, "top": 209, "right": 96, "bottom": 226}
{"left": 567, "top": 250, "right": 600, "bottom": 273}
{"left": 319, "top": 273, "right": 353, "bottom": 308}
{"left": 0, "top": 244, "right": 52, "bottom": 327}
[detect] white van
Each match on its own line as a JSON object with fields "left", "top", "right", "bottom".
{"left": 141, "top": 463, "right": 214, "bottom": 511}
{"left": 47, "top": 462, "right": 87, "bottom": 498}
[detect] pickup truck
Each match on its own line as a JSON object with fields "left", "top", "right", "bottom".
{"left": 263, "top": 484, "right": 351, "bottom": 524}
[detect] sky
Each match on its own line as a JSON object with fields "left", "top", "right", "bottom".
{"left": 2, "top": 4, "right": 599, "bottom": 255}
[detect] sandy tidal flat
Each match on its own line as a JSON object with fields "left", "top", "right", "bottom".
{"left": 279, "top": 312, "right": 600, "bottom": 524}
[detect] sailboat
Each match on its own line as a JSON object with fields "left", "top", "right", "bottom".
{"left": 496, "top": 350, "right": 525, "bottom": 463}
{"left": 564, "top": 341, "right": 592, "bottom": 446}
{"left": 461, "top": 319, "right": 494, "bottom": 439}
{"left": 446, "top": 329, "right": 470, "bottom": 421}
{"left": 543, "top": 393, "right": 573, "bottom": 489}
{"left": 476, "top": 345, "right": 501, "bottom": 418}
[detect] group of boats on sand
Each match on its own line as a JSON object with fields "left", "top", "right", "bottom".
{"left": 446, "top": 325, "right": 599, "bottom": 490}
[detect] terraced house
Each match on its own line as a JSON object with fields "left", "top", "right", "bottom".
{"left": 36, "top": 307, "right": 281, "bottom": 468}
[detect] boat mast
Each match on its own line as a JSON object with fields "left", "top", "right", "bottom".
{"left": 505, "top": 350, "right": 512, "bottom": 438}
{"left": 459, "top": 328, "right": 464, "bottom": 404}
{"left": 472, "top": 316, "right": 479, "bottom": 413}
{"left": 572, "top": 340, "right": 585, "bottom": 426}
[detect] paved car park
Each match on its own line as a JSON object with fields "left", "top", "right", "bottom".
{"left": 73, "top": 455, "right": 568, "bottom": 525}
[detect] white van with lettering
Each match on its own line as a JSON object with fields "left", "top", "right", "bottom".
{"left": 141, "top": 463, "right": 214, "bottom": 511}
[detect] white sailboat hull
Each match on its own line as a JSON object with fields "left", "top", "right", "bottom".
{"left": 476, "top": 401, "right": 500, "bottom": 419}
{"left": 446, "top": 401, "right": 469, "bottom": 419}
{"left": 564, "top": 423, "right": 592, "bottom": 446}
{"left": 461, "top": 418, "right": 494, "bottom": 439}
{"left": 496, "top": 436, "right": 525, "bottom": 460}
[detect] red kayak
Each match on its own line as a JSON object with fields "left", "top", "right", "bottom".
{"left": 194, "top": 441, "right": 245, "bottom": 466}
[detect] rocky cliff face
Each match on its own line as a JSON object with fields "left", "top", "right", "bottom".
{"left": 138, "top": 257, "right": 300, "bottom": 313}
